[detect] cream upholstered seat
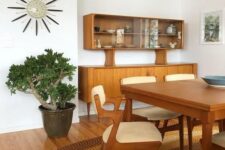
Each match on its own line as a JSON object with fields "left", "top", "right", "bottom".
{"left": 121, "top": 76, "right": 180, "bottom": 121}
{"left": 92, "top": 85, "right": 162, "bottom": 150}
{"left": 165, "top": 74, "right": 195, "bottom": 82}
{"left": 212, "top": 132, "right": 225, "bottom": 148}
{"left": 133, "top": 107, "right": 180, "bottom": 121}
{"left": 103, "top": 122, "right": 162, "bottom": 143}
{"left": 121, "top": 76, "right": 184, "bottom": 150}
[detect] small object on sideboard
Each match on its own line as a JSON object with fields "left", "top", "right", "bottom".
{"left": 178, "top": 31, "right": 182, "bottom": 39}
{"left": 124, "top": 25, "right": 132, "bottom": 33}
{"left": 169, "top": 42, "right": 177, "bottom": 49}
{"left": 94, "top": 26, "right": 100, "bottom": 32}
{"left": 103, "top": 45, "right": 113, "bottom": 49}
{"left": 106, "top": 29, "right": 115, "bottom": 34}
{"left": 166, "top": 24, "right": 177, "bottom": 35}
{"left": 96, "top": 39, "right": 101, "bottom": 48}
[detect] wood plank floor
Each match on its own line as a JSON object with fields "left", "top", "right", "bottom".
{"left": 0, "top": 115, "right": 219, "bottom": 150}
{"left": 0, "top": 116, "right": 106, "bottom": 150}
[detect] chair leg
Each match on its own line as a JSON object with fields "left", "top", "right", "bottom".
{"left": 155, "top": 120, "right": 160, "bottom": 128}
{"left": 161, "top": 120, "right": 169, "bottom": 139}
{"left": 187, "top": 116, "right": 193, "bottom": 150}
{"left": 178, "top": 115, "right": 184, "bottom": 150}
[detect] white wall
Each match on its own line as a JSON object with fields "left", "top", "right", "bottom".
{"left": 78, "top": 0, "right": 184, "bottom": 115}
{"left": 180, "top": 0, "right": 225, "bottom": 76}
{"left": 0, "top": 0, "right": 79, "bottom": 133}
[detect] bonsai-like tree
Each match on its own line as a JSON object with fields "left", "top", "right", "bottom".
{"left": 6, "top": 49, "right": 77, "bottom": 110}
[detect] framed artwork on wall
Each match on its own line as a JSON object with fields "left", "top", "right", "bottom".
{"left": 200, "top": 10, "right": 224, "bottom": 44}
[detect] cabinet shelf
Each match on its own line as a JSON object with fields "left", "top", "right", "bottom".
{"left": 95, "top": 32, "right": 179, "bottom": 37}
{"left": 84, "top": 14, "right": 184, "bottom": 66}
{"left": 158, "top": 34, "right": 178, "bottom": 37}
{"left": 94, "top": 32, "right": 144, "bottom": 35}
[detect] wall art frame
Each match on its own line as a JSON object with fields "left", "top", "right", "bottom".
{"left": 200, "top": 10, "right": 224, "bottom": 44}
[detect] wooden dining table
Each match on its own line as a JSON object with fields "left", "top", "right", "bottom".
{"left": 121, "top": 79, "right": 225, "bottom": 150}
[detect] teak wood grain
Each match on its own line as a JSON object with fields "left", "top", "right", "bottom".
{"left": 79, "top": 63, "right": 197, "bottom": 115}
{"left": 121, "top": 79, "right": 225, "bottom": 150}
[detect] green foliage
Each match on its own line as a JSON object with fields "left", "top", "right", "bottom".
{"left": 6, "top": 49, "right": 77, "bottom": 110}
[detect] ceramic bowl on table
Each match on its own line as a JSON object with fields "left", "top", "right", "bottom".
{"left": 202, "top": 76, "right": 225, "bottom": 88}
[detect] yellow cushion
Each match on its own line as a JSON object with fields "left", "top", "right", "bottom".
{"left": 165, "top": 74, "right": 195, "bottom": 81}
{"left": 212, "top": 132, "right": 225, "bottom": 148}
{"left": 121, "top": 76, "right": 156, "bottom": 85}
{"left": 91, "top": 85, "right": 106, "bottom": 106}
{"left": 103, "top": 122, "right": 162, "bottom": 143}
{"left": 133, "top": 107, "right": 181, "bottom": 121}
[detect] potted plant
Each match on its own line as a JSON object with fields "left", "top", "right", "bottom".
{"left": 6, "top": 49, "right": 77, "bottom": 137}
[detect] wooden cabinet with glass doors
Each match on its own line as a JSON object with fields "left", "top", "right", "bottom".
{"left": 84, "top": 14, "right": 184, "bottom": 65}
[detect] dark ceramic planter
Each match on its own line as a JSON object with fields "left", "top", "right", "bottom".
{"left": 39, "top": 103, "right": 76, "bottom": 138}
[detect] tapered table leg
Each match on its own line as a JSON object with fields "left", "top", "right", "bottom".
{"left": 187, "top": 116, "right": 193, "bottom": 150}
{"left": 202, "top": 122, "right": 213, "bottom": 150}
{"left": 124, "top": 98, "right": 132, "bottom": 122}
{"left": 178, "top": 116, "right": 184, "bottom": 150}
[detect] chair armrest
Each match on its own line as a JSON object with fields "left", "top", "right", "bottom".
{"left": 101, "top": 110, "right": 124, "bottom": 123}
{"left": 105, "top": 96, "right": 123, "bottom": 111}
{"left": 94, "top": 95, "right": 124, "bottom": 121}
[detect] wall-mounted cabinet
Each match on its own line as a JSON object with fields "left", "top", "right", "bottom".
{"left": 83, "top": 14, "right": 184, "bottom": 65}
{"left": 84, "top": 14, "right": 184, "bottom": 50}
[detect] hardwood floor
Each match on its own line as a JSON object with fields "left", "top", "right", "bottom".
{"left": 0, "top": 115, "right": 219, "bottom": 150}
{"left": 0, "top": 116, "right": 106, "bottom": 150}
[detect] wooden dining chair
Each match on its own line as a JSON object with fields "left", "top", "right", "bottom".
{"left": 92, "top": 85, "right": 162, "bottom": 150}
{"left": 121, "top": 76, "right": 184, "bottom": 149}
{"left": 165, "top": 74, "right": 198, "bottom": 150}
{"left": 165, "top": 74, "right": 195, "bottom": 81}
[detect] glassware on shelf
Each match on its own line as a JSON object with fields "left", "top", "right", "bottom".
{"left": 144, "top": 19, "right": 150, "bottom": 48}
{"left": 150, "top": 20, "right": 159, "bottom": 48}
{"left": 166, "top": 24, "right": 177, "bottom": 35}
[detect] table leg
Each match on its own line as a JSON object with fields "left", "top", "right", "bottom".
{"left": 124, "top": 98, "right": 132, "bottom": 122}
{"left": 202, "top": 122, "right": 213, "bottom": 150}
{"left": 178, "top": 115, "right": 184, "bottom": 150}
{"left": 187, "top": 116, "right": 193, "bottom": 150}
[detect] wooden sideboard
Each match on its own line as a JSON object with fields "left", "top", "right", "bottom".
{"left": 78, "top": 63, "right": 197, "bottom": 115}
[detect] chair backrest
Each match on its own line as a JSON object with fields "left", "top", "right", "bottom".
{"left": 165, "top": 74, "right": 195, "bottom": 81}
{"left": 121, "top": 76, "right": 157, "bottom": 85}
{"left": 91, "top": 85, "right": 106, "bottom": 111}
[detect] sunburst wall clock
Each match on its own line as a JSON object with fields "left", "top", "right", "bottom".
{"left": 8, "top": 0, "right": 63, "bottom": 36}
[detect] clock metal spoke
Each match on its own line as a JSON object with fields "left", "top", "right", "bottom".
{"left": 20, "top": 0, "right": 27, "bottom": 3}
{"left": 23, "top": 18, "right": 32, "bottom": 32}
{"left": 36, "top": 20, "right": 38, "bottom": 36}
{"left": 42, "top": 19, "right": 50, "bottom": 33}
{"left": 46, "top": 0, "right": 57, "bottom": 5}
{"left": 8, "top": 7, "right": 26, "bottom": 9}
{"left": 46, "top": 15, "right": 59, "bottom": 25}
{"left": 12, "top": 14, "right": 27, "bottom": 22}
{"left": 8, "top": 0, "right": 62, "bottom": 35}
{"left": 47, "top": 9, "right": 63, "bottom": 12}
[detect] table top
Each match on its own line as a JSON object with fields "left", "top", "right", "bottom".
{"left": 121, "top": 79, "right": 225, "bottom": 111}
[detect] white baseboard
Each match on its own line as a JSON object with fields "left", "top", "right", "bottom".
{"left": 0, "top": 115, "right": 80, "bottom": 134}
